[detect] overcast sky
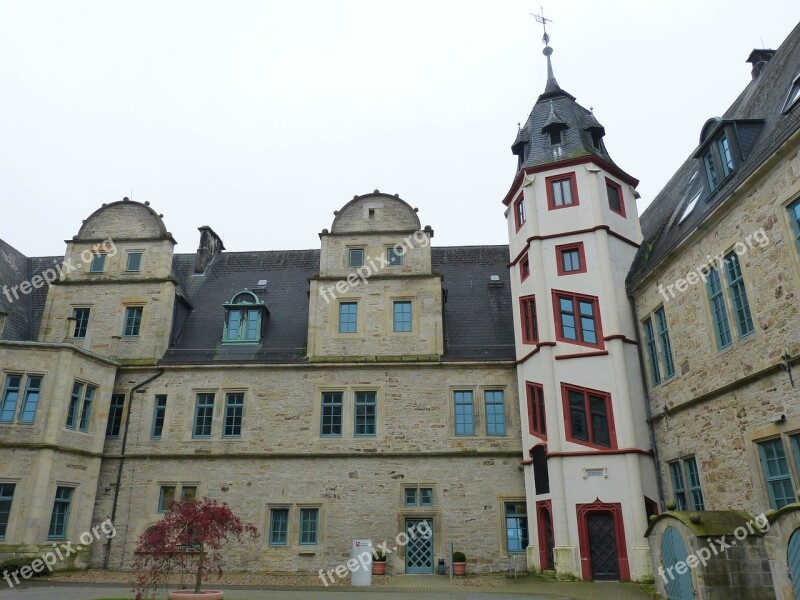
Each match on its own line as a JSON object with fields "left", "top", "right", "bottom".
{"left": 2, "top": 1, "right": 799, "bottom": 257}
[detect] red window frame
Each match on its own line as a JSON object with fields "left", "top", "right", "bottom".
{"left": 519, "top": 253, "right": 530, "bottom": 282}
{"left": 526, "top": 382, "right": 546, "bottom": 438}
{"left": 545, "top": 172, "right": 580, "bottom": 210}
{"left": 520, "top": 295, "right": 538, "bottom": 344}
{"left": 555, "top": 242, "right": 587, "bottom": 276}
{"left": 514, "top": 194, "right": 526, "bottom": 231}
{"left": 552, "top": 290, "right": 603, "bottom": 348}
{"left": 605, "top": 177, "right": 626, "bottom": 217}
{"left": 560, "top": 383, "right": 617, "bottom": 449}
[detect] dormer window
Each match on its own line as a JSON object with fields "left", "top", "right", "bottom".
{"left": 785, "top": 72, "right": 800, "bottom": 113}
{"left": 222, "top": 291, "right": 266, "bottom": 344}
{"left": 548, "top": 130, "right": 562, "bottom": 146}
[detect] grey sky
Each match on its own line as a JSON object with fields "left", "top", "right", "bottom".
{"left": 2, "top": 1, "right": 798, "bottom": 257}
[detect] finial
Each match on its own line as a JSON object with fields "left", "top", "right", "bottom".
{"left": 531, "top": 7, "right": 552, "bottom": 48}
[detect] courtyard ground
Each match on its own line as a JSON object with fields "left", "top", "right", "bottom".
{"left": 1, "top": 572, "right": 658, "bottom": 600}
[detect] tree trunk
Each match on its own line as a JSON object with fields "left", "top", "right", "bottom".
{"left": 194, "top": 548, "right": 204, "bottom": 594}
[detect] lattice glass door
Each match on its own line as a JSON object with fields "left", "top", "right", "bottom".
{"left": 404, "top": 518, "right": 433, "bottom": 574}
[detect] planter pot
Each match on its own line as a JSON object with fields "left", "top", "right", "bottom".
{"left": 372, "top": 561, "right": 387, "bottom": 575}
{"left": 452, "top": 561, "right": 466, "bottom": 576}
{"left": 168, "top": 591, "right": 224, "bottom": 600}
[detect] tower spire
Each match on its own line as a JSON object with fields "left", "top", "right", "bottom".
{"left": 532, "top": 8, "right": 560, "bottom": 93}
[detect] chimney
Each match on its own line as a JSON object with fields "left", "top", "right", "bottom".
{"left": 194, "top": 226, "right": 225, "bottom": 274}
{"left": 746, "top": 48, "right": 776, "bottom": 80}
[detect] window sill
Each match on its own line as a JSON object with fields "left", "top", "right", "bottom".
{"left": 298, "top": 550, "right": 317, "bottom": 555}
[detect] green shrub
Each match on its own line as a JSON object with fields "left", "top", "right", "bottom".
{"left": 452, "top": 551, "right": 466, "bottom": 562}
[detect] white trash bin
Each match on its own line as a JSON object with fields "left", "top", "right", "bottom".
{"left": 351, "top": 539, "right": 373, "bottom": 586}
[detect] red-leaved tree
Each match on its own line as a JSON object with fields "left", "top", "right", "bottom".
{"left": 132, "top": 496, "right": 259, "bottom": 600}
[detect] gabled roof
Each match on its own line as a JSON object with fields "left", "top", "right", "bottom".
{"left": 627, "top": 22, "right": 800, "bottom": 289}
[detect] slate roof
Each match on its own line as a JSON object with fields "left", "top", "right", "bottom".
{"left": 0, "top": 239, "right": 61, "bottom": 342}
{"left": 627, "top": 22, "right": 800, "bottom": 288}
{"left": 512, "top": 46, "right": 619, "bottom": 172}
{"left": 162, "top": 245, "right": 515, "bottom": 364}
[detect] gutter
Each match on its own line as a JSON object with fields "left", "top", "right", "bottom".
{"left": 103, "top": 368, "right": 164, "bottom": 569}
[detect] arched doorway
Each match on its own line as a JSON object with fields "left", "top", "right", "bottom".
{"left": 576, "top": 499, "right": 630, "bottom": 580}
{"left": 788, "top": 527, "right": 800, "bottom": 599}
{"left": 536, "top": 500, "right": 555, "bottom": 570}
{"left": 661, "top": 526, "right": 694, "bottom": 600}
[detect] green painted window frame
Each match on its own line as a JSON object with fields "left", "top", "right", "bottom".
{"left": 299, "top": 508, "right": 319, "bottom": 546}
{"left": 386, "top": 247, "right": 404, "bottom": 267}
{"left": 193, "top": 393, "right": 215, "bottom": 438}
{"left": 77, "top": 384, "right": 95, "bottom": 432}
{"left": 789, "top": 198, "right": 800, "bottom": 252}
{"left": 0, "top": 482, "right": 15, "bottom": 540}
{"left": 643, "top": 318, "right": 661, "bottom": 385}
{"left": 269, "top": 508, "right": 289, "bottom": 546}
{"left": 106, "top": 394, "right": 125, "bottom": 438}
{"left": 669, "top": 461, "right": 688, "bottom": 511}
{"left": 718, "top": 136, "right": 733, "bottom": 176}
{"left": 0, "top": 374, "right": 22, "bottom": 423}
{"left": 354, "top": 391, "right": 376, "bottom": 437}
{"left": 158, "top": 485, "right": 176, "bottom": 513}
{"left": 655, "top": 307, "right": 675, "bottom": 378}
{"left": 724, "top": 252, "right": 755, "bottom": 338}
{"left": 320, "top": 391, "right": 343, "bottom": 437}
{"left": 47, "top": 486, "right": 74, "bottom": 540}
{"left": 338, "top": 302, "right": 357, "bottom": 334}
{"left": 404, "top": 488, "right": 417, "bottom": 507}
{"left": 17, "top": 376, "right": 42, "bottom": 425}
{"left": 223, "top": 393, "right": 244, "bottom": 438}
{"left": 125, "top": 252, "right": 143, "bottom": 272}
{"left": 484, "top": 390, "right": 506, "bottom": 435}
{"left": 66, "top": 382, "right": 83, "bottom": 429}
{"left": 706, "top": 267, "right": 732, "bottom": 349}
{"left": 758, "top": 438, "right": 795, "bottom": 510}
{"left": 684, "top": 457, "right": 705, "bottom": 511}
{"left": 393, "top": 301, "right": 412, "bottom": 332}
{"left": 348, "top": 248, "right": 365, "bottom": 267}
{"left": 89, "top": 254, "right": 106, "bottom": 273}
{"left": 419, "top": 487, "right": 433, "bottom": 507}
{"left": 123, "top": 306, "right": 143, "bottom": 337}
{"left": 704, "top": 152, "right": 719, "bottom": 189}
{"left": 504, "top": 502, "right": 529, "bottom": 553}
{"left": 72, "top": 307, "right": 90, "bottom": 338}
{"left": 152, "top": 395, "right": 167, "bottom": 439}
{"left": 454, "top": 390, "right": 475, "bottom": 436}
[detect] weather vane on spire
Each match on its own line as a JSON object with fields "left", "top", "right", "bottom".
{"left": 531, "top": 7, "right": 552, "bottom": 47}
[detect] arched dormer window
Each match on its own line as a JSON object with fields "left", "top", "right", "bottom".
{"left": 222, "top": 291, "right": 267, "bottom": 344}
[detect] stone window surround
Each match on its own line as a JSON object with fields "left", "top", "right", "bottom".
{"left": 155, "top": 482, "right": 201, "bottom": 514}
{"left": 402, "top": 483, "right": 436, "bottom": 508}
{"left": 499, "top": 496, "right": 529, "bottom": 555}
{"left": 313, "top": 386, "right": 383, "bottom": 440}
{"left": 640, "top": 305, "right": 676, "bottom": 388}
{"left": 745, "top": 424, "right": 800, "bottom": 511}
{"left": 46, "top": 481, "right": 80, "bottom": 541}
{"left": 1, "top": 371, "right": 46, "bottom": 425}
{"left": 666, "top": 455, "right": 705, "bottom": 511}
{"left": 448, "top": 385, "right": 511, "bottom": 439}
{"left": 124, "top": 250, "right": 144, "bottom": 273}
{"left": 388, "top": 295, "right": 416, "bottom": 335}
{"left": 264, "top": 503, "right": 324, "bottom": 550}
{"left": 186, "top": 388, "right": 248, "bottom": 440}
{"left": 700, "top": 248, "right": 756, "bottom": 352}
{"left": 0, "top": 478, "right": 19, "bottom": 542}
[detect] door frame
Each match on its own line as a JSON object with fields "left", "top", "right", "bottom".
{"left": 576, "top": 499, "right": 630, "bottom": 580}
{"left": 536, "top": 499, "right": 555, "bottom": 570}
{"left": 404, "top": 517, "right": 434, "bottom": 574}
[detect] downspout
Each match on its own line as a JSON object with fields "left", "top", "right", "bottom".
{"left": 103, "top": 368, "right": 164, "bottom": 569}
{"left": 627, "top": 294, "right": 667, "bottom": 509}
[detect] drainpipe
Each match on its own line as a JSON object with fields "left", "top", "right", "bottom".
{"left": 627, "top": 294, "right": 668, "bottom": 509}
{"left": 103, "top": 368, "right": 164, "bottom": 569}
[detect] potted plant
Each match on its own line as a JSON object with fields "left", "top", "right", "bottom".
{"left": 132, "top": 496, "right": 259, "bottom": 600}
{"left": 372, "top": 548, "right": 387, "bottom": 575}
{"left": 452, "top": 551, "right": 466, "bottom": 576}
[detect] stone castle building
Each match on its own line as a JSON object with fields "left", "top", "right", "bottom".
{"left": 1, "top": 17, "right": 800, "bottom": 593}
